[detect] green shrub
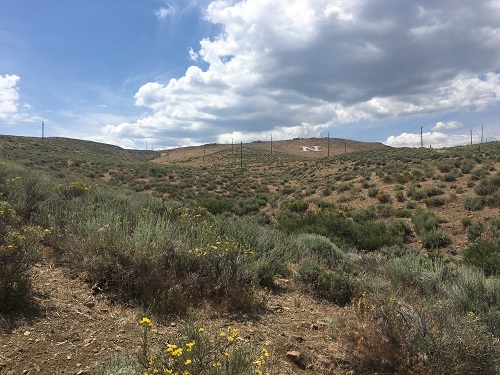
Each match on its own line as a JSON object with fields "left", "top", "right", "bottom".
{"left": 388, "top": 219, "right": 412, "bottom": 241}
{"left": 395, "top": 190, "right": 405, "bottom": 202}
{"left": 460, "top": 159, "right": 475, "bottom": 174}
{"left": 295, "top": 233, "right": 345, "bottom": 266}
{"left": 376, "top": 191, "right": 392, "bottom": 204}
{"left": 284, "top": 199, "right": 309, "bottom": 213}
{"left": 0, "top": 201, "right": 45, "bottom": 311}
{"left": 367, "top": 187, "right": 379, "bottom": 198}
{"left": 200, "top": 198, "right": 233, "bottom": 215}
{"left": 315, "top": 268, "right": 357, "bottom": 306}
{"left": 353, "top": 220, "right": 404, "bottom": 251}
{"left": 420, "top": 228, "right": 451, "bottom": 249}
{"left": 444, "top": 266, "right": 500, "bottom": 315}
{"left": 467, "top": 222, "right": 484, "bottom": 242}
{"left": 461, "top": 217, "right": 472, "bottom": 228}
{"left": 386, "top": 255, "right": 446, "bottom": 296}
{"left": 406, "top": 200, "right": 417, "bottom": 209}
{"left": 297, "top": 258, "right": 321, "bottom": 284}
{"left": 412, "top": 209, "right": 440, "bottom": 235}
{"left": 394, "top": 208, "right": 413, "bottom": 218}
{"left": 349, "top": 206, "right": 376, "bottom": 223}
{"left": 436, "top": 159, "right": 454, "bottom": 173}
{"left": 474, "top": 175, "right": 500, "bottom": 196}
{"left": 424, "top": 196, "right": 446, "bottom": 207}
{"left": 464, "top": 195, "right": 486, "bottom": 211}
{"left": 463, "top": 241, "right": 500, "bottom": 276}
{"left": 377, "top": 204, "right": 394, "bottom": 218}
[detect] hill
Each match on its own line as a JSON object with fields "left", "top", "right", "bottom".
{"left": 0, "top": 134, "right": 499, "bottom": 374}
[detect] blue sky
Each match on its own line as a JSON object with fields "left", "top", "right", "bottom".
{"left": 1, "top": 0, "right": 499, "bottom": 149}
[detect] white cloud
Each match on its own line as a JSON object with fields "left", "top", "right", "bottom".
{"left": 384, "top": 132, "right": 481, "bottom": 148}
{"left": 433, "top": 121, "right": 463, "bottom": 131}
{"left": 105, "top": 0, "right": 500, "bottom": 147}
{"left": 0, "top": 74, "right": 21, "bottom": 121}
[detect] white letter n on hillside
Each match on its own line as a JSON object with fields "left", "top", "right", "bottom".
{"left": 301, "top": 146, "right": 321, "bottom": 152}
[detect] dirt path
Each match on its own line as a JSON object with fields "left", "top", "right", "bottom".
{"left": 0, "top": 263, "right": 347, "bottom": 374}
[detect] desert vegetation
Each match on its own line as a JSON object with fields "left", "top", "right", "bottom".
{"left": 0, "top": 135, "right": 499, "bottom": 374}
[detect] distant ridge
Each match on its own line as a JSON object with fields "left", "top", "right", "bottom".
{"left": 152, "top": 137, "right": 391, "bottom": 164}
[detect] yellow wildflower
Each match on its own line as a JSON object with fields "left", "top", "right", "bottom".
{"left": 139, "top": 317, "right": 153, "bottom": 328}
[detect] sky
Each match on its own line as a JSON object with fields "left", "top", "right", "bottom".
{"left": 1, "top": 0, "right": 500, "bottom": 150}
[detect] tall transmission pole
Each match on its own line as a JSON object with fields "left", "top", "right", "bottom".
{"left": 240, "top": 141, "right": 243, "bottom": 168}
{"left": 42, "top": 121, "right": 44, "bottom": 140}
{"left": 470, "top": 129, "right": 473, "bottom": 145}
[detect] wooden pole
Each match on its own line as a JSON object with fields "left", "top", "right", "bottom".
{"left": 327, "top": 132, "right": 330, "bottom": 157}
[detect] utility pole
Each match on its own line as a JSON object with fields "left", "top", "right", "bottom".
{"left": 42, "top": 121, "right": 44, "bottom": 140}
{"left": 481, "top": 125, "right": 484, "bottom": 144}
{"left": 327, "top": 132, "right": 330, "bottom": 157}
{"left": 240, "top": 141, "right": 243, "bottom": 168}
{"left": 470, "top": 129, "right": 473, "bottom": 145}
{"left": 270, "top": 134, "right": 273, "bottom": 155}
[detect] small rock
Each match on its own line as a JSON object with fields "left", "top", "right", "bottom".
{"left": 170, "top": 322, "right": 177, "bottom": 327}
{"left": 315, "top": 354, "right": 332, "bottom": 367}
{"left": 23, "top": 331, "right": 31, "bottom": 336}
{"left": 293, "top": 335, "right": 305, "bottom": 343}
{"left": 287, "top": 350, "right": 306, "bottom": 370}
{"left": 310, "top": 324, "right": 319, "bottom": 330}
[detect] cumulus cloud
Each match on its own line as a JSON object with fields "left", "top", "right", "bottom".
{"left": 384, "top": 132, "right": 481, "bottom": 148}
{"left": 433, "top": 121, "right": 463, "bottom": 131}
{"left": 106, "top": 0, "right": 500, "bottom": 147}
{"left": 0, "top": 74, "right": 21, "bottom": 121}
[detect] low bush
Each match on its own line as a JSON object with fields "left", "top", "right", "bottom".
{"left": 420, "top": 228, "right": 451, "bottom": 249}
{"left": 464, "top": 195, "right": 486, "bottom": 211}
{"left": 295, "top": 233, "right": 345, "bottom": 266}
{"left": 0, "top": 200, "right": 46, "bottom": 311}
{"left": 424, "top": 196, "right": 445, "bottom": 207}
{"left": 463, "top": 240, "right": 500, "bottom": 276}
{"left": 412, "top": 209, "right": 440, "bottom": 235}
{"left": 475, "top": 175, "right": 500, "bottom": 196}
{"left": 467, "top": 222, "right": 484, "bottom": 242}
{"left": 377, "top": 191, "right": 392, "bottom": 204}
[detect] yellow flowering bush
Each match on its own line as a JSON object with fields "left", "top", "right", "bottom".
{"left": 57, "top": 178, "right": 94, "bottom": 198}
{"left": 139, "top": 318, "right": 270, "bottom": 375}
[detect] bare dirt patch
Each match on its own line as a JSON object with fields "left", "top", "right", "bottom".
{"left": 1, "top": 261, "right": 350, "bottom": 374}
